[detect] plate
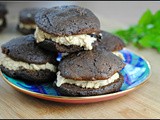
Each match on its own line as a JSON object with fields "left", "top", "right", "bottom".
{"left": 0, "top": 48, "right": 151, "bottom": 104}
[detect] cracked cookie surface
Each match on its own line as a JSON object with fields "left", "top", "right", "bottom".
{"left": 58, "top": 47, "right": 125, "bottom": 80}
{"left": 1, "top": 34, "right": 57, "bottom": 64}
{"left": 35, "top": 5, "right": 100, "bottom": 36}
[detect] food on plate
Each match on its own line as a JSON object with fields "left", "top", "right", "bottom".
{"left": 0, "top": 3, "right": 7, "bottom": 32}
{"left": 54, "top": 47, "right": 125, "bottom": 96}
{"left": 17, "top": 8, "right": 39, "bottom": 35}
{"left": 34, "top": 5, "right": 102, "bottom": 53}
{"left": 0, "top": 35, "right": 58, "bottom": 83}
{"left": 98, "top": 30, "right": 125, "bottom": 59}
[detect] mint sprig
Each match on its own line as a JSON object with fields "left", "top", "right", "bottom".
{"left": 114, "top": 9, "right": 160, "bottom": 52}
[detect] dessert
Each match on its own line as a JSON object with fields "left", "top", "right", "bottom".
{"left": 17, "top": 8, "right": 39, "bottom": 35}
{"left": 34, "top": 5, "right": 101, "bottom": 53}
{"left": 1, "top": 35, "right": 58, "bottom": 83}
{"left": 54, "top": 48, "right": 125, "bottom": 96}
{"left": 98, "top": 30, "right": 125, "bottom": 59}
{"left": 0, "top": 3, "right": 7, "bottom": 32}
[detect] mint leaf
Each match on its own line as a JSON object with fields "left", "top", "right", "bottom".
{"left": 138, "top": 34, "right": 155, "bottom": 47}
{"left": 138, "top": 9, "right": 153, "bottom": 26}
{"left": 153, "top": 10, "right": 160, "bottom": 22}
{"left": 113, "top": 9, "right": 160, "bottom": 53}
{"left": 114, "top": 26, "right": 138, "bottom": 44}
{"left": 152, "top": 36, "right": 160, "bottom": 50}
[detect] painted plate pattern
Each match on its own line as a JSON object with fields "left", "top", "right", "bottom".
{"left": 1, "top": 49, "right": 151, "bottom": 103}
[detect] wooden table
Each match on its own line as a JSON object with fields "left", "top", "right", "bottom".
{"left": 0, "top": 2, "right": 160, "bottom": 119}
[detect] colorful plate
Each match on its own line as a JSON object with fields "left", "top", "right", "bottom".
{"left": 0, "top": 48, "right": 151, "bottom": 104}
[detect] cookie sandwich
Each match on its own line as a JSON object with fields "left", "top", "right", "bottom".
{"left": 34, "top": 5, "right": 102, "bottom": 53}
{"left": 1, "top": 35, "right": 58, "bottom": 83}
{"left": 17, "top": 8, "right": 39, "bottom": 35}
{"left": 98, "top": 30, "right": 125, "bottom": 59}
{"left": 54, "top": 48, "right": 125, "bottom": 96}
{"left": 0, "top": 3, "right": 7, "bottom": 32}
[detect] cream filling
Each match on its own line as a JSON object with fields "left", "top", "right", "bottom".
{"left": 61, "top": 53, "right": 69, "bottom": 57}
{"left": 1, "top": 56, "right": 56, "bottom": 72}
{"left": 19, "top": 22, "right": 36, "bottom": 30}
{"left": 0, "top": 19, "right": 3, "bottom": 26}
{"left": 56, "top": 71, "right": 119, "bottom": 89}
{"left": 112, "top": 51, "right": 124, "bottom": 60}
{"left": 35, "top": 27, "right": 97, "bottom": 50}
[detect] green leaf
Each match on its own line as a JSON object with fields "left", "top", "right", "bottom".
{"left": 138, "top": 9, "right": 153, "bottom": 26}
{"left": 152, "top": 36, "right": 160, "bottom": 48}
{"left": 156, "top": 46, "right": 160, "bottom": 52}
{"left": 153, "top": 10, "right": 160, "bottom": 22}
{"left": 114, "top": 25, "right": 138, "bottom": 44}
{"left": 113, "top": 9, "right": 160, "bottom": 53}
{"left": 138, "top": 34, "right": 155, "bottom": 48}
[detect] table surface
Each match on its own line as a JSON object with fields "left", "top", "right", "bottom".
{"left": 0, "top": 2, "right": 160, "bottom": 119}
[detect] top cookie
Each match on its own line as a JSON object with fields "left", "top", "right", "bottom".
{"left": 19, "top": 8, "right": 40, "bottom": 24}
{"left": 58, "top": 47, "right": 125, "bottom": 81}
{"left": 0, "top": 3, "right": 7, "bottom": 17}
{"left": 35, "top": 5, "right": 100, "bottom": 36}
{"left": 1, "top": 35, "right": 57, "bottom": 64}
{"left": 98, "top": 31, "right": 125, "bottom": 51}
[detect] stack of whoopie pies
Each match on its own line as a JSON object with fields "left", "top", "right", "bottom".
{"left": 0, "top": 5, "right": 126, "bottom": 97}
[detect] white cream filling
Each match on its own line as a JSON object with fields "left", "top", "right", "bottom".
{"left": 1, "top": 56, "right": 56, "bottom": 72}
{"left": 112, "top": 51, "right": 124, "bottom": 60}
{"left": 56, "top": 71, "right": 119, "bottom": 89}
{"left": 34, "top": 27, "right": 97, "bottom": 50}
{"left": 0, "top": 19, "right": 3, "bottom": 26}
{"left": 61, "top": 53, "right": 69, "bottom": 57}
{"left": 19, "top": 22, "right": 36, "bottom": 30}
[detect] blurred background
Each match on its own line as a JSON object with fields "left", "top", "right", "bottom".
{"left": 4, "top": 1, "right": 160, "bottom": 31}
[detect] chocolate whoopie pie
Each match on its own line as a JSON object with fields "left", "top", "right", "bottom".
{"left": 0, "top": 35, "right": 58, "bottom": 83}
{"left": 0, "top": 3, "right": 7, "bottom": 32}
{"left": 34, "top": 5, "right": 102, "bottom": 53}
{"left": 54, "top": 48, "right": 125, "bottom": 96}
{"left": 98, "top": 30, "right": 125, "bottom": 51}
{"left": 17, "top": 8, "right": 40, "bottom": 35}
{"left": 98, "top": 30, "right": 125, "bottom": 59}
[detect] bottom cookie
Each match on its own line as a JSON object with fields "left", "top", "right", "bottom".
{"left": 54, "top": 74, "right": 124, "bottom": 96}
{"left": 1, "top": 65, "right": 56, "bottom": 83}
{"left": 38, "top": 39, "right": 98, "bottom": 53}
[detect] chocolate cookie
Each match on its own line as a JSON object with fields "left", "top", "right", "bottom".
{"left": 17, "top": 8, "right": 39, "bottom": 35}
{"left": 1, "top": 35, "right": 57, "bottom": 64}
{"left": 0, "top": 3, "right": 7, "bottom": 32}
{"left": 34, "top": 5, "right": 101, "bottom": 53}
{"left": 97, "top": 30, "right": 125, "bottom": 60}
{"left": 55, "top": 47, "right": 125, "bottom": 96}
{"left": 58, "top": 48, "right": 125, "bottom": 80}
{"left": 1, "top": 66, "right": 55, "bottom": 83}
{"left": 98, "top": 30, "right": 125, "bottom": 51}
{"left": 1, "top": 35, "right": 58, "bottom": 83}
